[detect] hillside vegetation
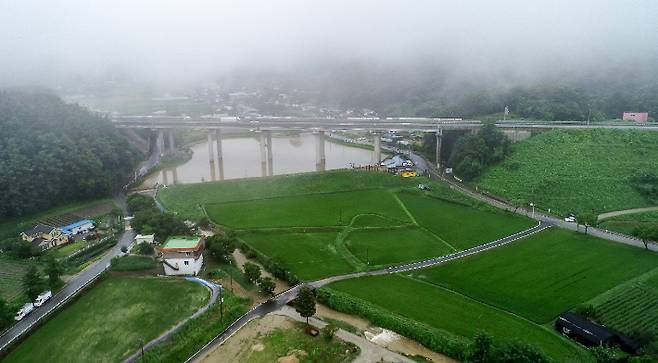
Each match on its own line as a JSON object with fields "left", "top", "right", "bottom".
{"left": 0, "top": 91, "right": 140, "bottom": 218}
{"left": 476, "top": 129, "right": 658, "bottom": 215}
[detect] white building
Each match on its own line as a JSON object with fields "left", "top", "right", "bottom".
{"left": 134, "top": 234, "right": 155, "bottom": 244}
{"left": 159, "top": 236, "right": 204, "bottom": 276}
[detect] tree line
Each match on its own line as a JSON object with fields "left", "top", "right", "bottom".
{"left": 0, "top": 91, "right": 140, "bottom": 219}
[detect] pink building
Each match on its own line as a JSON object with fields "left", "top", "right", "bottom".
{"left": 623, "top": 112, "right": 649, "bottom": 122}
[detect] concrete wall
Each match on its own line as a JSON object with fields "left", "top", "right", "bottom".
{"left": 163, "top": 255, "right": 203, "bottom": 276}
{"left": 502, "top": 129, "right": 532, "bottom": 143}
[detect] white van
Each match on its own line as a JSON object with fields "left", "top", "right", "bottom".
{"left": 34, "top": 290, "right": 52, "bottom": 307}
{"left": 14, "top": 303, "right": 34, "bottom": 321}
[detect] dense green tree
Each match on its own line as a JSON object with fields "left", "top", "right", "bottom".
{"left": 0, "top": 91, "right": 140, "bottom": 218}
{"left": 294, "top": 286, "right": 316, "bottom": 325}
{"left": 243, "top": 262, "right": 261, "bottom": 283}
{"left": 0, "top": 297, "right": 12, "bottom": 330}
{"left": 578, "top": 212, "right": 598, "bottom": 234}
{"left": 467, "top": 331, "right": 493, "bottom": 363}
{"left": 131, "top": 209, "right": 188, "bottom": 242}
{"left": 633, "top": 225, "right": 658, "bottom": 250}
{"left": 448, "top": 123, "right": 511, "bottom": 180}
{"left": 258, "top": 277, "right": 276, "bottom": 297}
{"left": 206, "top": 234, "right": 236, "bottom": 263}
{"left": 23, "top": 265, "right": 45, "bottom": 301}
{"left": 492, "top": 340, "right": 551, "bottom": 363}
{"left": 134, "top": 242, "right": 154, "bottom": 255}
{"left": 127, "top": 194, "right": 156, "bottom": 214}
{"left": 44, "top": 256, "right": 64, "bottom": 289}
{"left": 590, "top": 346, "right": 619, "bottom": 363}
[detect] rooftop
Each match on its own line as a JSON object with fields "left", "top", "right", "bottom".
{"left": 161, "top": 236, "right": 203, "bottom": 250}
{"left": 60, "top": 219, "right": 94, "bottom": 232}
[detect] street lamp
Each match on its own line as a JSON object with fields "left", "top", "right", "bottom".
{"left": 529, "top": 202, "right": 535, "bottom": 218}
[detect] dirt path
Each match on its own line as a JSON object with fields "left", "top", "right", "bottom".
{"left": 597, "top": 206, "right": 658, "bottom": 221}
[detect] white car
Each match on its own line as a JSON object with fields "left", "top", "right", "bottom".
{"left": 34, "top": 290, "right": 52, "bottom": 307}
{"left": 564, "top": 216, "right": 576, "bottom": 223}
{"left": 14, "top": 303, "right": 34, "bottom": 321}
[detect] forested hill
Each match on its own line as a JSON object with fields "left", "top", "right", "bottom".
{"left": 0, "top": 91, "right": 140, "bottom": 219}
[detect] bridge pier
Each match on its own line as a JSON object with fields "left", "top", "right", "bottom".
{"left": 314, "top": 130, "right": 326, "bottom": 172}
{"left": 266, "top": 131, "right": 273, "bottom": 176}
{"left": 161, "top": 169, "right": 169, "bottom": 185}
{"left": 167, "top": 131, "right": 175, "bottom": 154}
{"left": 215, "top": 129, "right": 224, "bottom": 180}
{"left": 435, "top": 129, "right": 443, "bottom": 169}
{"left": 372, "top": 133, "right": 381, "bottom": 165}
{"left": 207, "top": 132, "right": 214, "bottom": 164}
{"left": 157, "top": 130, "right": 165, "bottom": 156}
{"left": 259, "top": 131, "right": 268, "bottom": 177}
{"left": 172, "top": 168, "right": 178, "bottom": 185}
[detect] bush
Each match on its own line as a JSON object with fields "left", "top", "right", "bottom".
{"left": 134, "top": 242, "right": 154, "bottom": 255}
{"left": 316, "top": 288, "right": 468, "bottom": 360}
{"left": 322, "top": 323, "right": 338, "bottom": 341}
{"left": 110, "top": 256, "right": 156, "bottom": 272}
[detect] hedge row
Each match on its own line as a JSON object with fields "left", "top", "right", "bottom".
{"left": 316, "top": 287, "right": 469, "bottom": 360}
{"left": 65, "top": 238, "right": 117, "bottom": 267}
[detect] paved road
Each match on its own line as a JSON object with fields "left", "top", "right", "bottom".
{"left": 184, "top": 221, "right": 547, "bottom": 363}
{"left": 598, "top": 206, "right": 658, "bottom": 220}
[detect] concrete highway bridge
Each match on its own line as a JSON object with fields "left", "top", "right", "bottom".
{"left": 112, "top": 115, "right": 658, "bottom": 178}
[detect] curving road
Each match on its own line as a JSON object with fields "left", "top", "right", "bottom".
{"left": 185, "top": 221, "right": 549, "bottom": 363}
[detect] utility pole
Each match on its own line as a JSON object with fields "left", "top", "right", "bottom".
{"left": 140, "top": 339, "right": 144, "bottom": 361}
{"left": 219, "top": 287, "right": 224, "bottom": 321}
{"left": 587, "top": 104, "right": 591, "bottom": 126}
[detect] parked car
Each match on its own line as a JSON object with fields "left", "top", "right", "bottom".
{"left": 34, "top": 290, "right": 52, "bottom": 307}
{"left": 564, "top": 213, "right": 577, "bottom": 223}
{"left": 14, "top": 303, "right": 34, "bottom": 321}
{"left": 418, "top": 184, "right": 431, "bottom": 191}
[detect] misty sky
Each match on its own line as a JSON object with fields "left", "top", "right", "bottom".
{"left": 1, "top": 0, "right": 657, "bottom": 87}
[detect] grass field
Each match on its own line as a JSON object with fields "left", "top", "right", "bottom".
{"left": 3, "top": 276, "right": 208, "bottom": 363}
{"left": 158, "top": 170, "right": 416, "bottom": 219}
{"left": 398, "top": 192, "right": 535, "bottom": 250}
{"left": 245, "top": 324, "right": 359, "bottom": 363}
{"left": 476, "top": 129, "right": 658, "bottom": 215}
{"left": 594, "top": 269, "right": 658, "bottom": 335}
{"left": 328, "top": 274, "right": 588, "bottom": 361}
{"left": 598, "top": 211, "right": 658, "bottom": 235}
{"left": 206, "top": 189, "right": 411, "bottom": 229}
{"left": 413, "top": 228, "right": 658, "bottom": 323}
{"left": 239, "top": 231, "right": 355, "bottom": 280}
{"left": 110, "top": 255, "right": 157, "bottom": 271}
{"left": 0, "top": 257, "right": 32, "bottom": 301}
{"left": 345, "top": 227, "right": 454, "bottom": 267}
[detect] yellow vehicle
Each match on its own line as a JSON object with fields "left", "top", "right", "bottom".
{"left": 400, "top": 170, "right": 417, "bottom": 178}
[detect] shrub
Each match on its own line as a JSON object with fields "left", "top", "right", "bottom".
{"left": 134, "top": 242, "right": 154, "bottom": 255}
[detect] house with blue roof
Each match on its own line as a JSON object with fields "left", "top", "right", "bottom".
{"left": 60, "top": 219, "right": 95, "bottom": 235}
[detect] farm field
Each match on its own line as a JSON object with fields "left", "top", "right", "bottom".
{"left": 327, "top": 274, "right": 588, "bottom": 361}
{"left": 3, "top": 276, "right": 208, "bottom": 363}
{"left": 598, "top": 210, "right": 658, "bottom": 235}
{"left": 206, "top": 189, "right": 411, "bottom": 229}
{"left": 158, "top": 170, "right": 416, "bottom": 220}
{"left": 594, "top": 268, "right": 658, "bottom": 334}
{"left": 413, "top": 228, "right": 658, "bottom": 323}
{"left": 238, "top": 231, "right": 355, "bottom": 280}
{"left": 345, "top": 227, "right": 454, "bottom": 267}
{"left": 0, "top": 257, "right": 32, "bottom": 301}
{"left": 476, "top": 129, "right": 658, "bottom": 215}
{"left": 398, "top": 192, "right": 535, "bottom": 250}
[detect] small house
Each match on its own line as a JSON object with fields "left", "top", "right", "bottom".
{"left": 60, "top": 219, "right": 95, "bottom": 236}
{"left": 158, "top": 236, "right": 205, "bottom": 276}
{"left": 622, "top": 112, "right": 649, "bottom": 122}
{"left": 555, "top": 312, "right": 617, "bottom": 347}
{"left": 20, "top": 224, "right": 68, "bottom": 250}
